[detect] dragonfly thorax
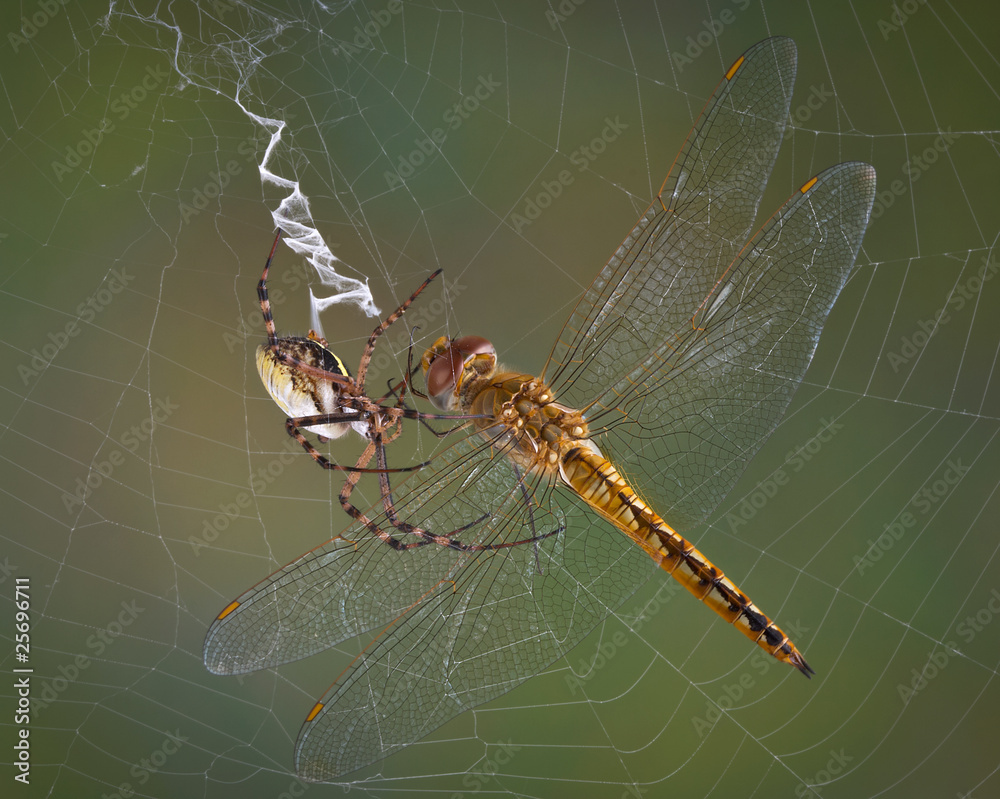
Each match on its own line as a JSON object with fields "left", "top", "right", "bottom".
{"left": 467, "top": 372, "right": 595, "bottom": 478}
{"left": 422, "top": 336, "right": 594, "bottom": 472}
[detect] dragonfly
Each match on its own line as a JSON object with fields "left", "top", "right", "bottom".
{"left": 204, "top": 37, "right": 876, "bottom": 780}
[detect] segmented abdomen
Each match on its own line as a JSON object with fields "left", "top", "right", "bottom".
{"left": 560, "top": 445, "right": 813, "bottom": 676}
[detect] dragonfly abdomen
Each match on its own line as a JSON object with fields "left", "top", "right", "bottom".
{"left": 560, "top": 445, "right": 814, "bottom": 677}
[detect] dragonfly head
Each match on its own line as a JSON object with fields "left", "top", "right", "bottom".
{"left": 421, "top": 335, "right": 497, "bottom": 411}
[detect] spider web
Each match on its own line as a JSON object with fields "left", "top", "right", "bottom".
{"left": 2, "top": 0, "right": 999, "bottom": 796}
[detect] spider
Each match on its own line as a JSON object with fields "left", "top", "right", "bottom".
{"left": 254, "top": 230, "right": 552, "bottom": 553}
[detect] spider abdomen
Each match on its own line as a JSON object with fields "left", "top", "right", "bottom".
{"left": 256, "top": 336, "right": 364, "bottom": 440}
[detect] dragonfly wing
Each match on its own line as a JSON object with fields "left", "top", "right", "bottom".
{"left": 204, "top": 431, "right": 560, "bottom": 674}
{"left": 204, "top": 513, "right": 469, "bottom": 674}
{"left": 289, "top": 437, "right": 651, "bottom": 779}
{"left": 545, "top": 37, "right": 797, "bottom": 410}
{"left": 594, "top": 162, "right": 876, "bottom": 529}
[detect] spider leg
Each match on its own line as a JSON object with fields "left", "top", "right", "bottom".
{"left": 404, "top": 325, "right": 433, "bottom": 403}
{"left": 412, "top": 412, "right": 470, "bottom": 440}
{"left": 284, "top": 414, "right": 430, "bottom": 474}
{"left": 372, "top": 441, "right": 561, "bottom": 554}
{"left": 330, "top": 418, "right": 472, "bottom": 551}
{"left": 335, "top": 433, "right": 414, "bottom": 550}
{"left": 328, "top": 415, "right": 486, "bottom": 550}
{"left": 328, "top": 393, "right": 485, "bottom": 429}
{"left": 257, "top": 229, "right": 284, "bottom": 349}
{"left": 370, "top": 429, "right": 484, "bottom": 550}
{"left": 355, "top": 269, "right": 443, "bottom": 391}
{"left": 376, "top": 377, "right": 470, "bottom": 440}
{"left": 333, "top": 415, "right": 560, "bottom": 554}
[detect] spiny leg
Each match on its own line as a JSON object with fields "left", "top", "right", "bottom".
{"left": 355, "top": 269, "right": 443, "bottom": 391}
{"left": 330, "top": 423, "right": 560, "bottom": 553}
{"left": 381, "top": 374, "right": 471, "bottom": 440}
{"left": 257, "top": 229, "right": 284, "bottom": 348}
{"left": 327, "top": 417, "right": 486, "bottom": 551}
{"left": 257, "top": 229, "right": 354, "bottom": 388}
{"left": 284, "top": 413, "right": 430, "bottom": 475}
{"left": 334, "top": 434, "right": 411, "bottom": 549}
{"left": 371, "top": 448, "right": 561, "bottom": 554}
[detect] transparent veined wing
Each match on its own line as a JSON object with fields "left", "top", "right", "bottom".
{"left": 204, "top": 433, "right": 567, "bottom": 675}
{"left": 207, "top": 426, "right": 651, "bottom": 779}
{"left": 580, "top": 162, "right": 875, "bottom": 531}
{"left": 545, "top": 36, "right": 797, "bottom": 412}
{"left": 204, "top": 524, "right": 459, "bottom": 675}
{"left": 545, "top": 38, "right": 875, "bottom": 530}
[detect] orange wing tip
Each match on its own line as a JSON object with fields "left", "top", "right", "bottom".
{"left": 800, "top": 176, "right": 819, "bottom": 193}
{"left": 216, "top": 600, "right": 240, "bottom": 621}
{"left": 725, "top": 55, "right": 745, "bottom": 80}
{"left": 305, "top": 702, "right": 325, "bottom": 722}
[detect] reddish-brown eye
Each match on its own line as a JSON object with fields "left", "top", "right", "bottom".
{"left": 426, "top": 346, "right": 465, "bottom": 409}
{"left": 451, "top": 336, "right": 495, "bottom": 359}
{"left": 425, "top": 336, "right": 497, "bottom": 410}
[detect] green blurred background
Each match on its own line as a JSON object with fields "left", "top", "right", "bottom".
{"left": 2, "top": 1, "right": 998, "bottom": 796}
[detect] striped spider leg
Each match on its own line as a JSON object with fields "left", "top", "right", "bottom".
{"left": 254, "top": 230, "right": 552, "bottom": 553}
